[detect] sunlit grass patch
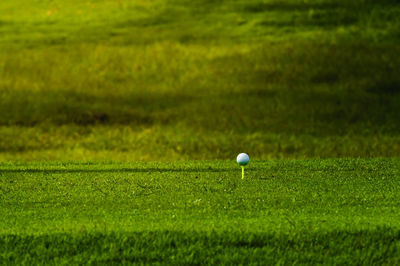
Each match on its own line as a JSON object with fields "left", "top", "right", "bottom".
{"left": 1, "top": 159, "right": 400, "bottom": 263}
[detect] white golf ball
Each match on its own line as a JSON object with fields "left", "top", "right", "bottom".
{"left": 237, "top": 153, "right": 249, "bottom": 166}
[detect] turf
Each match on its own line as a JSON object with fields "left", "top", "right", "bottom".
{"left": 1, "top": 159, "right": 400, "bottom": 264}
{"left": 1, "top": 0, "right": 400, "bottom": 160}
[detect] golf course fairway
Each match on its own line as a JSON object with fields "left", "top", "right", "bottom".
{"left": 1, "top": 159, "right": 399, "bottom": 264}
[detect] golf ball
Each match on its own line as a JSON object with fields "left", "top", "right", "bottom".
{"left": 237, "top": 153, "right": 249, "bottom": 166}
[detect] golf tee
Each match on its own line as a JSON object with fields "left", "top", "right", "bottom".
{"left": 241, "top": 166, "right": 245, "bottom": 179}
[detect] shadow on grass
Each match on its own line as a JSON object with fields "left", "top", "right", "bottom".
{"left": 0, "top": 167, "right": 238, "bottom": 174}
{"left": 243, "top": 2, "right": 339, "bottom": 12}
{"left": 242, "top": 0, "right": 398, "bottom": 13}
{"left": 257, "top": 13, "right": 358, "bottom": 28}
{"left": 0, "top": 90, "right": 193, "bottom": 126}
{"left": 0, "top": 166, "right": 385, "bottom": 174}
{"left": 1, "top": 227, "right": 399, "bottom": 264}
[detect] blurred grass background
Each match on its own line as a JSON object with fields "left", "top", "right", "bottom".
{"left": 0, "top": 0, "right": 399, "bottom": 161}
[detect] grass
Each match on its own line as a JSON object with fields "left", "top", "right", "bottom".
{"left": 1, "top": 159, "right": 400, "bottom": 263}
{"left": 1, "top": 1, "right": 399, "bottom": 263}
{"left": 1, "top": 0, "right": 400, "bottom": 160}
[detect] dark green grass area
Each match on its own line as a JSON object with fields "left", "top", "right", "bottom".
{"left": 2, "top": 229, "right": 400, "bottom": 264}
{"left": 1, "top": 0, "right": 400, "bottom": 160}
{"left": 1, "top": 159, "right": 400, "bottom": 263}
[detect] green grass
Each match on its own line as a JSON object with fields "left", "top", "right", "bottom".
{"left": 2, "top": 1, "right": 400, "bottom": 263}
{"left": 1, "top": 0, "right": 400, "bottom": 160}
{"left": 1, "top": 159, "right": 400, "bottom": 263}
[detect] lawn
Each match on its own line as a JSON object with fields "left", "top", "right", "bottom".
{"left": 0, "top": 0, "right": 399, "bottom": 160}
{"left": 1, "top": 159, "right": 400, "bottom": 264}
{"left": 1, "top": 0, "right": 400, "bottom": 264}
